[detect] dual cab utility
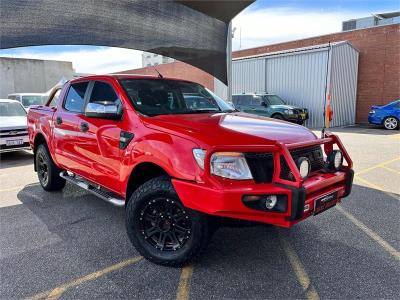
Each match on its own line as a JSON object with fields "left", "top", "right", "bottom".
{"left": 28, "top": 75, "right": 354, "bottom": 266}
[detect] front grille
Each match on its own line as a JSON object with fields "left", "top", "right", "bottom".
{"left": 244, "top": 152, "right": 274, "bottom": 183}
{"left": 292, "top": 108, "right": 307, "bottom": 114}
{"left": 0, "top": 128, "right": 28, "bottom": 138}
{"left": 280, "top": 145, "right": 324, "bottom": 181}
{"left": 280, "top": 156, "right": 294, "bottom": 181}
{"left": 291, "top": 145, "right": 324, "bottom": 171}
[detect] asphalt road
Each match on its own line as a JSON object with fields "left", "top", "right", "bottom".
{"left": 0, "top": 125, "right": 399, "bottom": 300}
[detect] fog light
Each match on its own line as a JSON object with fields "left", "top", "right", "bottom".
{"left": 242, "top": 194, "right": 287, "bottom": 212}
{"left": 297, "top": 157, "right": 310, "bottom": 178}
{"left": 326, "top": 150, "right": 343, "bottom": 171}
{"left": 265, "top": 195, "right": 277, "bottom": 209}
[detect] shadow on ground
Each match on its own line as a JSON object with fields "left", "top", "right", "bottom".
{"left": 0, "top": 150, "right": 33, "bottom": 169}
{"left": 329, "top": 124, "right": 400, "bottom": 135}
{"left": 0, "top": 181, "right": 398, "bottom": 299}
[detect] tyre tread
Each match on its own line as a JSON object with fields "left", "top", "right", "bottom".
{"left": 125, "top": 176, "right": 210, "bottom": 267}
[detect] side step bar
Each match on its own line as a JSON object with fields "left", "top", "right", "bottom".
{"left": 60, "top": 171, "right": 125, "bottom": 207}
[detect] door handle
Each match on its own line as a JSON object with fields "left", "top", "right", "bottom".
{"left": 80, "top": 122, "right": 89, "bottom": 132}
{"left": 56, "top": 116, "right": 62, "bottom": 125}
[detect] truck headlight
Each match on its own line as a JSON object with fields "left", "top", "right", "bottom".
{"left": 369, "top": 110, "right": 375, "bottom": 114}
{"left": 211, "top": 152, "right": 253, "bottom": 180}
{"left": 284, "top": 109, "right": 294, "bottom": 115}
{"left": 192, "top": 149, "right": 206, "bottom": 169}
{"left": 326, "top": 150, "right": 343, "bottom": 171}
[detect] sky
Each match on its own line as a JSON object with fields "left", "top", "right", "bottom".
{"left": 0, "top": 0, "right": 398, "bottom": 74}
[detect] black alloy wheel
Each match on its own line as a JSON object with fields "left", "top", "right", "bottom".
{"left": 139, "top": 197, "right": 192, "bottom": 251}
{"left": 126, "top": 176, "right": 211, "bottom": 266}
{"left": 35, "top": 144, "right": 66, "bottom": 191}
{"left": 37, "top": 151, "right": 49, "bottom": 186}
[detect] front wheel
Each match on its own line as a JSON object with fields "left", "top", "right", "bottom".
{"left": 272, "top": 114, "right": 284, "bottom": 120}
{"left": 35, "top": 144, "right": 66, "bottom": 191}
{"left": 126, "top": 176, "right": 211, "bottom": 267}
{"left": 383, "top": 117, "right": 399, "bottom": 130}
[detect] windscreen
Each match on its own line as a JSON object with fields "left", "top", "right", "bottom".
{"left": 0, "top": 102, "right": 27, "bottom": 116}
{"left": 265, "top": 95, "right": 286, "bottom": 105}
{"left": 120, "top": 79, "right": 234, "bottom": 116}
{"left": 22, "top": 95, "right": 46, "bottom": 106}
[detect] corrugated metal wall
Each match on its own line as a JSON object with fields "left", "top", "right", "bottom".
{"left": 215, "top": 42, "right": 359, "bottom": 128}
{"left": 329, "top": 43, "right": 359, "bottom": 127}
{"left": 232, "top": 57, "right": 266, "bottom": 94}
{"left": 265, "top": 49, "right": 328, "bottom": 128}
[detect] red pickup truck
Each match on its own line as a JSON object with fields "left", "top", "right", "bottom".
{"left": 28, "top": 75, "right": 354, "bottom": 266}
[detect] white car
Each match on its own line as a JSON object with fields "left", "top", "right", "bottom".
{"left": 0, "top": 99, "right": 30, "bottom": 153}
{"left": 8, "top": 93, "right": 47, "bottom": 109}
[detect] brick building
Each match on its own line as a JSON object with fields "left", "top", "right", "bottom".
{"left": 117, "top": 24, "right": 400, "bottom": 124}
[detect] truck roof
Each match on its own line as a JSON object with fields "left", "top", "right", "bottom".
{"left": 8, "top": 93, "right": 45, "bottom": 96}
{"left": 0, "top": 98, "right": 20, "bottom": 103}
{"left": 70, "top": 74, "right": 198, "bottom": 85}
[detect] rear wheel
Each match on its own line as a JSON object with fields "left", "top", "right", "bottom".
{"left": 383, "top": 117, "right": 399, "bottom": 130}
{"left": 35, "top": 144, "right": 66, "bottom": 191}
{"left": 126, "top": 176, "right": 211, "bottom": 267}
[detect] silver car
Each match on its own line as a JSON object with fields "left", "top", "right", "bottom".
{"left": 0, "top": 99, "right": 30, "bottom": 153}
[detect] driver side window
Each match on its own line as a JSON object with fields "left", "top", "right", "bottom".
{"left": 89, "top": 81, "right": 121, "bottom": 106}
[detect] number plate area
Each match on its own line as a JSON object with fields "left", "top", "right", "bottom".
{"left": 5, "top": 139, "right": 24, "bottom": 146}
{"left": 313, "top": 191, "right": 338, "bottom": 215}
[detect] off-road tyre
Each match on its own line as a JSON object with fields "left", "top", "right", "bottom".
{"left": 35, "top": 144, "right": 66, "bottom": 191}
{"left": 126, "top": 176, "right": 211, "bottom": 267}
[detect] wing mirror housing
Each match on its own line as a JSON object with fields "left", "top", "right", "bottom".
{"left": 261, "top": 101, "right": 267, "bottom": 107}
{"left": 85, "top": 102, "right": 123, "bottom": 120}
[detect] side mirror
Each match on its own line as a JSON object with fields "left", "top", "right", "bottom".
{"left": 85, "top": 102, "right": 122, "bottom": 120}
{"left": 261, "top": 101, "right": 267, "bottom": 107}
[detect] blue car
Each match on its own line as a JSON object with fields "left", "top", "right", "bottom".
{"left": 368, "top": 100, "right": 400, "bottom": 130}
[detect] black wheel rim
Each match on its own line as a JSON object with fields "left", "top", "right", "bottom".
{"left": 139, "top": 198, "right": 192, "bottom": 251}
{"left": 37, "top": 152, "right": 49, "bottom": 186}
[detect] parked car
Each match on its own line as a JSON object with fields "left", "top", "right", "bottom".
{"left": 8, "top": 93, "right": 48, "bottom": 109}
{"left": 28, "top": 75, "right": 353, "bottom": 266}
{"left": 368, "top": 100, "right": 400, "bottom": 130}
{"left": 0, "top": 99, "right": 30, "bottom": 153}
{"left": 232, "top": 93, "right": 309, "bottom": 125}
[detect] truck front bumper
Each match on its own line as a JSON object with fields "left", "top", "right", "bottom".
{"left": 173, "top": 169, "right": 353, "bottom": 228}
{"left": 285, "top": 112, "right": 309, "bottom": 124}
{"left": 173, "top": 132, "right": 354, "bottom": 228}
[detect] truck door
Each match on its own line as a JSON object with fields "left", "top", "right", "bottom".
{"left": 249, "top": 95, "right": 269, "bottom": 116}
{"left": 78, "top": 80, "right": 125, "bottom": 193}
{"left": 53, "top": 81, "right": 93, "bottom": 180}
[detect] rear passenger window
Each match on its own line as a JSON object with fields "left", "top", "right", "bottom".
{"left": 89, "top": 81, "right": 120, "bottom": 105}
{"left": 234, "top": 95, "right": 250, "bottom": 105}
{"left": 64, "top": 82, "right": 88, "bottom": 113}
